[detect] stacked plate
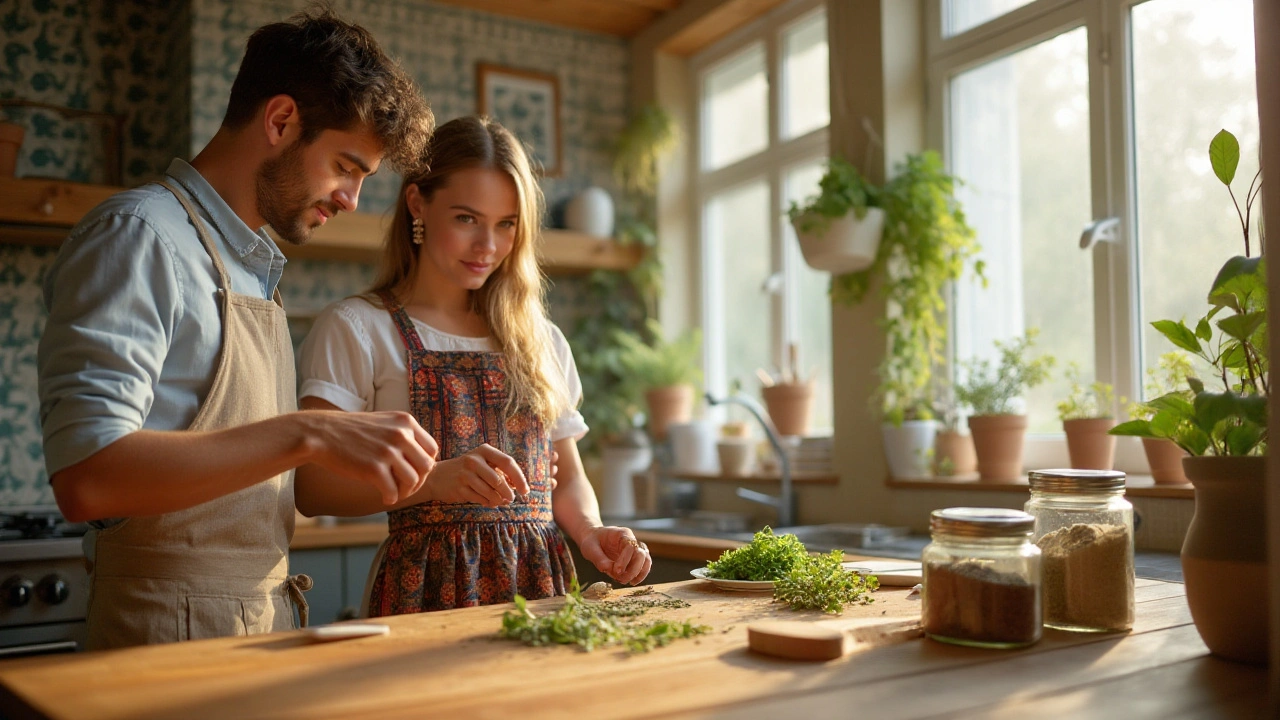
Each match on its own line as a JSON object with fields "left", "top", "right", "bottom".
{"left": 788, "top": 435, "right": 833, "bottom": 475}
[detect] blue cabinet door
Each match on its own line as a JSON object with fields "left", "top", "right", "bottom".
{"left": 288, "top": 548, "right": 344, "bottom": 626}
{"left": 344, "top": 545, "right": 381, "bottom": 619}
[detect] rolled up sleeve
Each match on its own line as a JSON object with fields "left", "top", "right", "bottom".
{"left": 38, "top": 213, "right": 182, "bottom": 477}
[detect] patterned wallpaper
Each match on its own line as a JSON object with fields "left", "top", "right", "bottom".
{"left": 0, "top": 0, "right": 191, "bottom": 186}
{"left": 0, "top": 0, "right": 628, "bottom": 507}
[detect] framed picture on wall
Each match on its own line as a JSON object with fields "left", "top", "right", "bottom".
{"left": 476, "top": 63, "right": 561, "bottom": 177}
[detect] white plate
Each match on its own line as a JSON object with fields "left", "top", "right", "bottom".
{"left": 689, "top": 567, "right": 776, "bottom": 592}
{"left": 843, "top": 560, "right": 924, "bottom": 587}
{"left": 303, "top": 623, "right": 390, "bottom": 642}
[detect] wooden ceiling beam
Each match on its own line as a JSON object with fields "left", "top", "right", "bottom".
{"left": 429, "top": 0, "right": 661, "bottom": 37}
{"left": 659, "top": 0, "right": 786, "bottom": 55}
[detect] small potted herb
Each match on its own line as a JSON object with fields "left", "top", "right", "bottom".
{"left": 787, "top": 157, "right": 885, "bottom": 275}
{"left": 1056, "top": 364, "right": 1121, "bottom": 470}
{"left": 614, "top": 318, "right": 703, "bottom": 441}
{"left": 931, "top": 377, "right": 976, "bottom": 477}
{"left": 1121, "top": 351, "right": 1194, "bottom": 485}
{"left": 955, "top": 330, "right": 1056, "bottom": 482}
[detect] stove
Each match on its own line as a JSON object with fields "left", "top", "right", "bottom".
{"left": 0, "top": 508, "right": 91, "bottom": 658}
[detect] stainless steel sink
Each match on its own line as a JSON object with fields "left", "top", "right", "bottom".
{"left": 766, "top": 523, "right": 910, "bottom": 551}
{"left": 624, "top": 511, "right": 752, "bottom": 537}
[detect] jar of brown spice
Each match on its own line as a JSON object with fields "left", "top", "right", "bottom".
{"left": 1025, "top": 469, "right": 1134, "bottom": 633}
{"left": 922, "top": 507, "right": 1042, "bottom": 649}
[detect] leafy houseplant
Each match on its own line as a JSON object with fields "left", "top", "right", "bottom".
{"left": 613, "top": 319, "right": 703, "bottom": 441}
{"left": 787, "top": 157, "right": 886, "bottom": 275}
{"left": 1056, "top": 364, "right": 1120, "bottom": 470}
{"left": 1109, "top": 128, "right": 1267, "bottom": 664}
{"left": 955, "top": 329, "right": 1056, "bottom": 481}
{"left": 567, "top": 104, "right": 676, "bottom": 458}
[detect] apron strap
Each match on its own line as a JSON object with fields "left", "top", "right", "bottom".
{"left": 378, "top": 290, "right": 428, "bottom": 354}
{"left": 285, "top": 573, "right": 314, "bottom": 628}
{"left": 155, "top": 179, "right": 233, "bottom": 292}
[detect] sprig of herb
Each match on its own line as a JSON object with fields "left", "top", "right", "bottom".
{"left": 773, "top": 550, "right": 880, "bottom": 614}
{"left": 499, "top": 582, "right": 710, "bottom": 653}
{"left": 705, "top": 526, "right": 809, "bottom": 581}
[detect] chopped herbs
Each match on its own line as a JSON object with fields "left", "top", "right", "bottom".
{"left": 705, "top": 526, "right": 810, "bottom": 581}
{"left": 499, "top": 582, "right": 710, "bottom": 653}
{"left": 774, "top": 549, "right": 879, "bottom": 614}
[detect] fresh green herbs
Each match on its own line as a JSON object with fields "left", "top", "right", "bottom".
{"left": 774, "top": 550, "right": 880, "bottom": 614}
{"left": 705, "top": 527, "right": 810, "bottom": 581}
{"left": 499, "top": 584, "right": 710, "bottom": 653}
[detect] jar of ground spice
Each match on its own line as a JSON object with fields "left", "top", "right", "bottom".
{"left": 1025, "top": 469, "right": 1134, "bottom": 633}
{"left": 922, "top": 507, "right": 1042, "bottom": 649}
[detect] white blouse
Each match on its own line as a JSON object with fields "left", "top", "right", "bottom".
{"left": 297, "top": 296, "right": 589, "bottom": 442}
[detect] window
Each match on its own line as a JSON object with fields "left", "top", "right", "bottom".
{"left": 930, "top": 0, "right": 1260, "bottom": 469}
{"left": 695, "top": 1, "right": 832, "bottom": 433}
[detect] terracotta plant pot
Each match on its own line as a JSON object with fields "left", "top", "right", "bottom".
{"left": 933, "top": 429, "right": 977, "bottom": 476}
{"left": 643, "top": 384, "right": 693, "bottom": 441}
{"left": 1180, "top": 456, "right": 1268, "bottom": 665}
{"left": 761, "top": 381, "right": 814, "bottom": 437}
{"left": 0, "top": 122, "right": 24, "bottom": 178}
{"left": 966, "top": 414, "right": 1028, "bottom": 482}
{"left": 1062, "top": 417, "right": 1117, "bottom": 470}
{"left": 1143, "top": 438, "right": 1189, "bottom": 485}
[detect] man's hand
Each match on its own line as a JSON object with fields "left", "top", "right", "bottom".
{"left": 300, "top": 410, "right": 439, "bottom": 506}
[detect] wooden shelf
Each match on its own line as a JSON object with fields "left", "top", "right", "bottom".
{"left": 0, "top": 177, "right": 642, "bottom": 273}
{"left": 667, "top": 470, "right": 839, "bottom": 485}
{"left": 886, "top": 474, "right": 1193, "bottom": 499}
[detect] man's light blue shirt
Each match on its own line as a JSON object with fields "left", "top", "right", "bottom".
{"left": 38, "top": 158, "right": 287, "bottom": 478}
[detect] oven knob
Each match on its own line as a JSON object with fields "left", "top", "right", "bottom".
{"left": 2, "top": 577, "right": 33, "bottom": 607}
{"left": 37, "top": 576, "right": 69, "bottom": 605}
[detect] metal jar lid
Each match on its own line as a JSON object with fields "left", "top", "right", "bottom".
{"left": 1028, "top": 468, "right": 1126, "bottom": 494}
{"left": 929, "top": 507, "right": 1035, "bottom": 538}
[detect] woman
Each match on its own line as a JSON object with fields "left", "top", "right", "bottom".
{"left": 295, "top": 116, "right": 650, "bottom": 615}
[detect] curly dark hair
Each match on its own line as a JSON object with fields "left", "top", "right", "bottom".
{"left": 223, "top": 3, "right": 433, "bottom": 174}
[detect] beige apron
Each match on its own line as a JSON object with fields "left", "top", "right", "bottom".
{"left": 84, "top": 179, "right": 310, "bottom": 650}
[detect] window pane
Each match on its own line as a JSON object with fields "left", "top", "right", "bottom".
{"left": 945, "top": 0, "right": 1037, "bottom": 36}
{"left": 1132, "top": 0, "right": 1259, "bottom": 396}
{"left": 782, "top": 10, "right": 829, "bottom": 139}
{"left": 785, "top": 161, "right": 833, "bottom": 433}
{"left": 706, "top": 180, "right": 773, "bottom": 411}
{"left": 703, "top": 44, "right": 768, "bottom": 170}
{"left": 951, "top": 27, "right": 1092, "bottom": 433}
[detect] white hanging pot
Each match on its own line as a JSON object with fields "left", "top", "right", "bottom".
{"left": 792, "top": 207, "right": 885, "bottom": 274}
{"left": 565, "top": 186, "right": 615, "bottom": 239}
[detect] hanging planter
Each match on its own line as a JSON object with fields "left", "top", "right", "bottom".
{"left": 791, "top": 207, "right": 885, "bottom": 274}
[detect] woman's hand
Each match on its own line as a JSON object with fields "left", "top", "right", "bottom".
{"left": 577, "top": 526, "right": 652, "bottom": 585}
{"left": 425, "top": 444, "right": 529, "bottom": 507}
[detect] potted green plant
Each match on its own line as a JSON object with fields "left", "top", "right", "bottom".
{"left": 955, "top": 329, "right": 1056, "bottom": 482}
{"left": 1056, "top": 363, "right": 1121, "bottom": 470}
{"left": 787, "top": 157, "right": 885, "bottom": 274}
{"left": 1122, "top": 351, "right": 1194, "bottom": 485}
{"left": 931, "top": 376, "right": 976, "bottom": 477}
{"left": 614, "top": 318, "right": 704, "bottom": 441}
{"left": 1109, "top": 129, "right": 1266, "bottom": 664}
{"left": 818, "top": 152, "right": 984, "bottom": 479}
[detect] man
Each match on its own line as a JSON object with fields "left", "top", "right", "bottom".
{"left": 37, "top": 7, "right": 438, "bottom": 649}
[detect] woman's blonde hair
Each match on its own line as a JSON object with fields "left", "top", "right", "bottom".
{"left": 370, "top": 116, "right": 570, "bottom": 424}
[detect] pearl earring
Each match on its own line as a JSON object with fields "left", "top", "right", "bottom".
{"left": 411, "top": 217, "right": 424, "bottom": 245}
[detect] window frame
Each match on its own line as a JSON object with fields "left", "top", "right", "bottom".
{"left": 925, "top": 0, "right": 1181, "bottom": 473}
{"left": 691, "top": 0, "right": 831, "bottom": 427}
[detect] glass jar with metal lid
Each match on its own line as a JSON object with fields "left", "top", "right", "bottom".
{"left": 1024, "top": 469, "right": 1134, "bottom": 632}
{"left": 922, "top": 507, "right": 1042, "bottom": 649}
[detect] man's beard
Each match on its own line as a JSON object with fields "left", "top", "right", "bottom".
{"left": 255, "top": 140, "right": 334, "bottom": 246}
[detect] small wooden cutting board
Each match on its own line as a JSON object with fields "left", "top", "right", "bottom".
{"left": 747, "top": 616, "right": 923, "bottom": 661}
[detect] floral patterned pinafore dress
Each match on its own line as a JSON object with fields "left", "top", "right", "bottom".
{"left": 366, "top": 292, "right": 576, "bottom": 615}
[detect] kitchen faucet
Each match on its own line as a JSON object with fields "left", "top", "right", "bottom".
{"left": 704, "top": 392, "right": 794, "bottom": 528}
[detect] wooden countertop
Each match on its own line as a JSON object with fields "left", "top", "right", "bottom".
{"left": 0, "top": 577, "right": 1263, "bottom": 718}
